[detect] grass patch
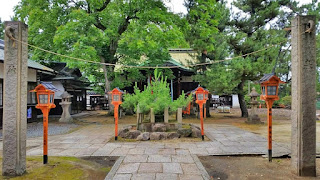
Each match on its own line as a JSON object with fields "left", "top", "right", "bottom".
{"left": 0, "top": 156, "right": 112, "bottom": 180}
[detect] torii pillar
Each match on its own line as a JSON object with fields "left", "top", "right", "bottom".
{"left": 2, "top": 21, "right": 28, "bottom": 176}
{"left": 291, "top": 15, "right": 316, "bottom": 177}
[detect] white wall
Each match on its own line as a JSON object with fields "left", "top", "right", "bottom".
{"left": 232, "top": 94, "right": 240, "bottom": 108}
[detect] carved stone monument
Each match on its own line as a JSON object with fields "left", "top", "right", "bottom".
{"left": 3, "top": 21, "right": 28, "bottom": 176}
{"left": 246, "top": 87, "right": 262, "bottom": 124}
{"left": 59, "top": 91, "right": 73, "bottom": 123}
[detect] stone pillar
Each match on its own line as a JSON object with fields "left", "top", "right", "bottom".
{"left": 177, "top": 108, "right": 182, "bottom": 124}
{"left": 164, "top": 107, "right": 169, "bottom": 123}
{"left": 150, "top": 108, "right": 155, "bottom": 123}
{"left": 291, "top": 15, "right": 316, "bottom": 177}
{"left": 2, "top": 21, "right": 28, "bottom": 176}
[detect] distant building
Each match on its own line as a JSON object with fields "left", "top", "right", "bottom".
{"left": 0, "top": 40, "right": 90, "bottom": 126}
{"left": 39, "top": 62, "right": 90, "bottom": 115}
{"left": 0, "top": 39, "right": 55, "bottom": 125}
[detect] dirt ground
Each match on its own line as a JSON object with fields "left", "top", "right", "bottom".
{"left": 199, "top": 156, "right": 320, "bottom": 180}
{"left": 182, "top": 108, "right": 320, "bottom": 145}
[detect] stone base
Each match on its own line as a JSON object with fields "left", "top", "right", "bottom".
{"left": 246, "top": 115, "right": 263, "bottom": 124}
{"left": 59, "top": 117, "right": 73, "bottom": 123}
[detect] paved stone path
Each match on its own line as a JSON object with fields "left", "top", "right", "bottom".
{"left": 0, "top": 123, "right": 293, "bottom": 179}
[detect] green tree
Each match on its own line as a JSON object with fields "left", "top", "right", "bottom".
{"left": 196, "top": 0, "right": 293, "bottom": 117}
{"left": 14, "top": 0, "right": 186, "bottom": 95}
{"left": 0, "top": 18, "right": 4, "bottom": 39}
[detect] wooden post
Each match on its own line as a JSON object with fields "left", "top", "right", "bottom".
{"left": 2, "top": 21, "right": 28, "bottom": 176}
{"left": 42, "top": 108, "right": 49, "bottom": 164}
{"left": 291, "top": 15, "right": 316, "bottom": 176}
{"left": 199, "top": 103, "right": 204, "bottom": 141}
{"left": 114, "top": 105, "right": 119, "bottom": 140}
{"left": 266, "top": 100, "right": 274, "bottom": 162}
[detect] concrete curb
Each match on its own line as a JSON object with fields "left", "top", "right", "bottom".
{"left": 191, "top": 155, "right": 211, "bottom": 180}
{"left": 104, "top": 156, "right": 124, "bottom": 180}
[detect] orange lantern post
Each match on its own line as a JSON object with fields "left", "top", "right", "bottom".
{"left": 109, "top": 88, "right": 123, "bottom": 141}
{"left": 30, "top": 83, "right": 57, "bottom": 164}
{"left": 194, "top": 86, "right": 209, "bottom": 141}
{"left": 259, "top": 73, "right": 285, "bottom": 162}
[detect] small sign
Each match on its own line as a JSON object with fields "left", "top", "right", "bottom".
{"left": 27, "top": 107, "right": 32, "bottom": 119}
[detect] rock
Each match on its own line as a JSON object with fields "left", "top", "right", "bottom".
{"left": 152, "top": 123, "right": 167, "bottom": 132}
{"left": 191, "top": 128, "right": 201, "bottom": 138}
{"left": 177, "top": 128, "right": 192, "bottom": 137}
{"left": 190, "top": 124, "right": 200, "bottom": 130}
{"left": 118, "top": 126, "right": 132, "bottom": 138}
{"left": 150, "top": 132, "right": 167, "bottom": 140}
{"left": 123, "top": 130, "right": 141, "bottom": 139}
{"left": 167, "top": 132, "right": 180, "bottom": 139}
{"left": 137, "top": 132, "right": 150, "bottom": 141}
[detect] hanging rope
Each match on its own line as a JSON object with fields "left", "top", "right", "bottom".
{"left": 6, "top": 29, "right": 306, "bottom": 69}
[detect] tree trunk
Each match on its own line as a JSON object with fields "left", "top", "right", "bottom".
{"left": 238, "top": 80, "right": 248, "bottom": 118}
{"left": 206, "top": 97, "right": 211, "bottom": 117}
{"left": 100, "top": 56, "right": 113, "bottom": 113}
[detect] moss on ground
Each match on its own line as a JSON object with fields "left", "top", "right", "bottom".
{"left": 0, "top": 156, "right": 111, "bottom": 180}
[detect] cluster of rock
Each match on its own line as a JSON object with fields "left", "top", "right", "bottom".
{"left": 118, "top": 123, "right": 201, "bottom": 141}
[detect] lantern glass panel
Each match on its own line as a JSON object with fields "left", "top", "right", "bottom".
{"left": 198, "top": 94, "right": 204, "bottom": 100}
{"left": 267, "top": 86, "right": 277, "bottom": 96}
{"left": 39, "top": 94, "right": 48, "bottom": 104}
{"left": 50, "top": 94, "right": 54, "bottom": 104}
{"left": 113, "top": 94, "right": 120, "bottom": 102}
{"left": 261, "top": 86, "right": 266, "bottom": 95}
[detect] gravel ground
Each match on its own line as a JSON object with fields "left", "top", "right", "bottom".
{"left": 0, "top": 122, "right": 78, "bottom": 139}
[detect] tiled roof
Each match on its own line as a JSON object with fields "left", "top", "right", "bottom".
{"left": 41, "top": 82, "right": 60, "bottom": 92}
{"left": 259, "top": 73, "right": 275, "bottom": 83}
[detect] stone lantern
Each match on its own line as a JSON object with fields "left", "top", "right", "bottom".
{"left": 59, "top": 91, "right": 73, "bottom": 123}
{"left": 246, "top": 87, "right": 262, "bottom": 124}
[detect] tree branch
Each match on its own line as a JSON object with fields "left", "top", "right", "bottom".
{"left": 97, "top": 0, "right": 111, "bottom": 12}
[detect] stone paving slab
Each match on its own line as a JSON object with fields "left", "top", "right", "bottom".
{"left": 1, "top": 123, "right": 297, "bottom": 179}
{"left": 138, "top": 163, "right": 163, "bottom": 173}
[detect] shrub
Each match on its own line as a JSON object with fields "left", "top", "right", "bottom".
{"left": 122, "top": 69, "right": 192, "bottom": 115}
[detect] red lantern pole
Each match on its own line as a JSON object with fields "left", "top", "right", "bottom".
{"left": 42, "top": 108, "right": 49, "bottom": 164}
{"left": 199, "top": 102, "right": 204, "bottom": 141}
{"left": 114, "top": 104, "right": 119, "bottom": 140}
{"left": 266, "top": 99, "right": 274, "bottom": 162}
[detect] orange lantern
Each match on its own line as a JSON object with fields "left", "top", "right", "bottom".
{"left": 194, "top": 86, "right": 209, "bottom": 141}
{"left": 30, "top": 82, "right": 57, "bottom": 164}
{"left": 259, "top": 73, "right": 285, "bottom": 162}
{"left": 109, "top": 88, "right": 124, "bottom": 140}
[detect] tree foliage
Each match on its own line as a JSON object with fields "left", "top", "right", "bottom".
{"left": 122, "top": 69, "right": 192, "bottom": 114}
{"left": 0, "top": 18, "right": 4, "bottom": 40}
{"left": 14, "top": 0, "right": 186, "bottom": 93}
{"left": 194, "top": 0, "right": 295, "bottom": 117}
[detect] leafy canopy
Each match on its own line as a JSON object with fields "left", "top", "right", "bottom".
{"left": 122, "top": 69, "right": 192, "bottom": 115}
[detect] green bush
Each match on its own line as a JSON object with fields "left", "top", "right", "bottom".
{"left": 122, "top": 69, "right": 192, "bottom": 115}
{"left": 280, "top": 95, "right": 291, "bottom": 107}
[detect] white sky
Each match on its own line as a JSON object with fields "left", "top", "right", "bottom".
{"left": 0, "top": 0, "right": 314, "bottom": 21}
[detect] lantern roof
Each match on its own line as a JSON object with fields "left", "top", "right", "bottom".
{"left": 259, "top": 73, "right": 285, "bottom": 84}
{"left": 109, "top": 87, "right": 124, "bottom": 94}
{"left": 249, "top": 87, "right": 259, "bottom": 97}
{"left": 30, "top": 82, "right": 59, "bottom": 93}
{"left": 61, "top": 91, "right": 73, "bottom": 98}
{"left": 192, "top": 86, "right": 209, "bottom": 94}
